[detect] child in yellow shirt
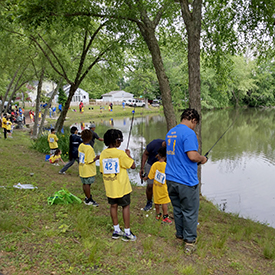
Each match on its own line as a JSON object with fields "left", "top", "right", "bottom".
{"left": 48, "top": 128, "right": 59, "bottom": 155}
{"left": 147, "top": 146, "right": 172, "bottom": 224}
{"left": 78, "top": 129, "right": 99, "bottom": 206}
{"left": 49, "top": 149, "right": 65, "bottom": 166}
{"left": 100, "top": 129, "right": 136, "bottom": 241}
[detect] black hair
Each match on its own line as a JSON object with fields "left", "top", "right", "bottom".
{"left": 51, "top": 128, "right": 55, "bottom": 133}
{"left": 103, "top": 129, "right": 123, "bottom": 147}
{"left": 70, "top": 126, "right": 78, "bottom": 134}
{"left": 81, "top": 129, "right": 93, "bottom": 143}
{"left": 158, "top": 146, "right": 166, "bottom": 158}
{"left": 180, "top": 108, "right": 200, "bottom": 123}
{"left": 54, "top": 149, "right": 61, "bottom": 156}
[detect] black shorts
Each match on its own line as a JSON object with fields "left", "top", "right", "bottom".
{"left": 108, "top": 193, "right": 131, "bottom": 207}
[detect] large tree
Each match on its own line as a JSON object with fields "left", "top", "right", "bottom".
{"left": 16, "top": 0, "right": 178, "bottom": 130}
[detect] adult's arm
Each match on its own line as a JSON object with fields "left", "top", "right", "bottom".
{"left": 187, "top": 151, "right": 208, "bottom": 164}
{"left": 139, "top": 149, "right": 149, "bottom": 178}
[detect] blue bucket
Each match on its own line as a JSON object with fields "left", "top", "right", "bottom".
{"left": 45, "top": 155, "right": 50, "bottom": 161}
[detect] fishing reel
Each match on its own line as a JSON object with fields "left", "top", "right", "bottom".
{"left": 141, "top": 173, "right": 146, "bottom": 184}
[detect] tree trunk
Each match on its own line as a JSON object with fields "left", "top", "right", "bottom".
{"left": 38, "top": 78, "right": 63, "bottom": 137}
{"left": 179, "top": 0, "right": 203, "bottom": 187}
{"left": 55, "top": 84, "right": 78, "bottom": 132}
{"left": 231, "top": 89, "right": 239, "bottom": 107}
{"left": 0, "top": 68, "right": 19, "bottom": 113}
{"left": 32, "top": 69, "right": 44, "bottom": 138}
{"left": 137, "top": 24, "right": 177, "bottom": 131}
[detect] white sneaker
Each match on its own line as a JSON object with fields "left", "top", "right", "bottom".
{"left": 59, "top": 171, "right": 66, "bottom": 174}
{"left": 122, "top": 231, "right": 136, "bottom": 242}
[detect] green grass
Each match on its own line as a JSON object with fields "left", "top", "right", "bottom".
{"left": 44, "top": 104, "right": 162, "bottom": 127}
{"left": 1, "top": 115, "right": 275, "bottom": 274}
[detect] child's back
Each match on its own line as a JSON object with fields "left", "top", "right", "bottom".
{"left": 149, "top": 160, "right": 170, "bottom": 204}
{"left": 100, "top": 147, "right": 133, "bottom": 198}
{"left": 100, "top": 129, "right": 136, "bottom": 241}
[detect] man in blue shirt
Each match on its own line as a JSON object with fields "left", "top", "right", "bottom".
{"left": 165, "top": 108, "right": 207, "bottom": 253}
{"left": 139, "top": 139, "right": 166, "bottom": 211}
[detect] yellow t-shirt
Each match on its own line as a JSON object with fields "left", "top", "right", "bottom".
{"left": 49, "top": 155, "right": 61, "bottom": 163}
{"left": 48, "top": 133, "right": 58, "bottom": 149}
{"left": 1, "top": 117, "right": 7, "bottom": 129}
{"left": 100, "top": 148, "right": 134, "bottom": 198}
{"left": 6, "top": 120, "right": 12, "bottom": 131}
{"left": 78, "top": 143, "right": 96, "bottom": 178}
{"left": 148, "top": 161, "right": 171, "bottom": 205}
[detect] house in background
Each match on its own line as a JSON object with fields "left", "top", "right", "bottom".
{"left": 101, "top": 90, "right": 134, "bottom": 102}
{"left": 47, "top": 85, "right": 89, "bottom": 106}
{"left": 25, "top": 81, "right": 57, "bottom": 102}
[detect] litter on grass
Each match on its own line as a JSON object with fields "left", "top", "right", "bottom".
{"left": 47, "top": 189, "right": 82, "bottom": 205}
{"left": 13, "top": 183, "right": 38, "bottom": 189}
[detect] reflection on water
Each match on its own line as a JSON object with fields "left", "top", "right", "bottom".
{"left": 74, "top": 109, "right": 275, "bottom": 228}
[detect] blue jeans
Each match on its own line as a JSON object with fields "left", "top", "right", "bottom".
{"left": 59, "top": 158, "right": 79, "bottom": 173}
{"left": 167, "top": 180, "right": 199, "bottom": 242}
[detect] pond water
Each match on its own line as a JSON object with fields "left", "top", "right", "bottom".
{"left": 74, "top": 108, "right": 275, "bottom": 228}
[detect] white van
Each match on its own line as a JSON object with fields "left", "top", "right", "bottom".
{"left": 151, "top": 99, "right": 160, "bottom": 107}
{"left": 127, "top": 99, "right": 145, "bottom": 107}
{"left": 124, "top": 99, "right": 134, "bottom": 106}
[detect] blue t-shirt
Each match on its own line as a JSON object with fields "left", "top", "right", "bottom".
{"left": 165, "top": 124, "right": 199, "bottom": 186}
{"left": 146, "top": 139, "right": 165, "bottom": 166}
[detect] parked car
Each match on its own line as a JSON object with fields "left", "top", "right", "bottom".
{"left": 124, "top": 99, "right": 135, "bottom": 106}
{"left": 135, "top": 100, "right": 145, "bottom": 107}
{"left": 128, "top": 99, "right": 145, "bottom": 107}
{"left": 151, "top": 99, "right": 160, "bottom": 107}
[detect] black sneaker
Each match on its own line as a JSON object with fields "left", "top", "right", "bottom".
{"left": 84, "top": 198, "right": 99, "bottom": 207}
{"left": 143, "top": 201, "right": 152, "bottom": 211}
{"left": 112, "top": 230, "right": 124, "bottom": 239}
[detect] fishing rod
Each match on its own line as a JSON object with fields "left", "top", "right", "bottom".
{"left": 126, "top": 108, "right": 136, "bottom": 150}
{"left": 203, "top": 118, "right": 236, "bottom": 159}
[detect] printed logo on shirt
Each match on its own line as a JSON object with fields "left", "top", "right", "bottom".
{"left": 167, "top": 139, "right": 176, "bottom": 155}
{"left": 79, "top": 152, "right": 85, "bottom": 164}
{"left": 103, "top": 158, "right": 120, "bottom": 174}
{"left": 154, "top": 169, "right": 166, "bottom": 184}
{"left": 49, "top": 137, "right": 54, "bottom": 143}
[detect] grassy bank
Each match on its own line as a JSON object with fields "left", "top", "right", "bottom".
{"left": 1, "top": 131, "right": 275, "bottom": 275}
{"left": 42, "top": 105, "right": 162, "bottom": 127}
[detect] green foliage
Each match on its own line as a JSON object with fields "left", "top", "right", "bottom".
{"left": 57, "top": 88, "right": 67, "bottom": 106}
{"left": 31, "top": 128, "right": 70, "bottom": 161}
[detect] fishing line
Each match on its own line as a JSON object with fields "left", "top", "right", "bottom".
{"left": 203, "top": 116, "right": 237, "bottom": 159}
{"left": 140, "top": 115, "right": 145, "bottom": 184}
{"left": 126, "top": 107, "right": 135, "bottom": 150}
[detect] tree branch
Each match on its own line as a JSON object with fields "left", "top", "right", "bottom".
{"left": 37, "top": 34, "right": 72, "bottom": 84}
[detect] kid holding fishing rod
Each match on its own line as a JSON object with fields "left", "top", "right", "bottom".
{"left": 100, "top": 129, "right": 136, "bottom": 241}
